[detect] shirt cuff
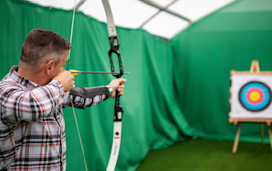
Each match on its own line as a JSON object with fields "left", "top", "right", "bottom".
{"left": 48, "top": 80, "right": 65, "bottom": 95}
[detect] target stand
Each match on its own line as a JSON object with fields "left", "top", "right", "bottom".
{"left": 229, "top": 60, "right": 272, "bottom": 153}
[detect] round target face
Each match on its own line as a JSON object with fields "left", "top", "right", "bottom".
{"left": 239, "top": 81, "right": 271, "bottom": 112}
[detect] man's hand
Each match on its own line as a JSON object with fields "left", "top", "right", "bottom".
{"left": 108, "top": 78, "right": 126, "bottom": 97}
{"left": 53, "top": 71, "right": 75, "bottom": 92}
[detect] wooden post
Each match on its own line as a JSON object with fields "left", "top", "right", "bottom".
{"left": 233, "top": 123, "right": 241, "bottom": 153}
{"left": 267, "top": 121, "right": 272, "bottom": 151}
{"left": 260, "top": 124, "right": 264, "bottom": 145}
{"left": 250, "top": 60, "right": 260, "bottom": 73}
{"left": 229, "top": 118, "right": 272, "bottom": 153}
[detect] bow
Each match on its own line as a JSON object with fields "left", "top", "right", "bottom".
{"left": 101, "top": 0, "right": 124, "bottom": 170}
{"left": 68, "top": 0, "right": 125, "bottom": 170}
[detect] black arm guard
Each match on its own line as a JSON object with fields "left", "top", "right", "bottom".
{"left": 69, "top": 86, "right": 110, "bottom": 99}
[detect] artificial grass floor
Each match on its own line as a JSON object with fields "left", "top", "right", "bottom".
{"left": 137, "top": 139, "right": 272, "bottom": 171}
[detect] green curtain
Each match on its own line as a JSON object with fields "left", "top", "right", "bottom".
{"left": 0, "top": 1, "right": 192, "bottom": 170}
{"left": 172, "top": 0, "right": 272, "bottom": 142}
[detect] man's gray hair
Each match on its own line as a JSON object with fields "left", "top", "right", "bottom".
{"left": 20, "top": 29, "right": 71, "bottom": 68}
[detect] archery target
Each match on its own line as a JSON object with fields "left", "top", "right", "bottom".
{"left": 230, "top": 74, "right": 272, "bottom": 118}
{"left": 239, "top": 81, "right": 271, "bottom": 111}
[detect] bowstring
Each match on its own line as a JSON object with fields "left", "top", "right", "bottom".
{"left": 66, "top": 0, "right": 76, "bottom": 70}
{"left": 68, "top": 0, "right": 88, "bottom": 170}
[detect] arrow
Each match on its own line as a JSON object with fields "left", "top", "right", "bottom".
{"left": 70, "top": 69, "right": 129, "bottom": 76}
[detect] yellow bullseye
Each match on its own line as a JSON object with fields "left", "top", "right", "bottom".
{"left": 250, "top": 91, "right": 260, "bottom": 101}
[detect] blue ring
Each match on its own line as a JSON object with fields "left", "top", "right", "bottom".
{"left": 239, "top": 82, "right": 271, "bottom": 111}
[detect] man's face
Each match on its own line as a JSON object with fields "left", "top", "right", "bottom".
{"left": 53, "top": 50, "right": 69, "bottom": 77}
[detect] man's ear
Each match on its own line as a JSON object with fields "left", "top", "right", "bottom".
{"left": 45, "top": 60, "right": 56, "bottom": 76}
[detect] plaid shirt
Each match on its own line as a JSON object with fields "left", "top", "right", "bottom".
{"left": 0, "top": 66, "right": 108, "bottom": 170}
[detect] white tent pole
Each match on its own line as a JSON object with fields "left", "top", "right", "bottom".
{"left": 140, "top": 0, "right": 192, "bottom": 24}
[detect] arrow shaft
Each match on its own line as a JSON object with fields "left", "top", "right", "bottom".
{"left": 71, "top": 71, "right": 129, "bottom": 75}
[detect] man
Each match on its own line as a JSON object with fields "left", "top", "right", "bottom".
{"left": 0, "top": 29, "right": 126, "bottom": 170}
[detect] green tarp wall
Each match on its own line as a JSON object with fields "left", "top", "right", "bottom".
{"left": 0, "top": 0, "right": 272, "bottom": 170}
{"left": 172, "top": 0, "right": 272, "bottom": 141}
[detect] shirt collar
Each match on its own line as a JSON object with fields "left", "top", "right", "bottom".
{"left": 9, "top": 66, "right": 39, "bottom": 90}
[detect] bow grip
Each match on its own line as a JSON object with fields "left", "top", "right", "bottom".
{"left": 114, "top": 90, "right": 123, "bottom": 122}
{"left": 108, "top": 36, "right": 123, "bottom": 78}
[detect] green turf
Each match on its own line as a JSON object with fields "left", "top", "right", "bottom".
{"left": 137, "top": 139, "right": 272, "bottom": 171}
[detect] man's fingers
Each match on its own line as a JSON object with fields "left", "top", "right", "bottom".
{"left": 117, "top": 85, "right": 124, "bottom": 96}
{"left": 118, "top": 78, "right": 126, "bottom": 84}
{"left": 108, "top": 78, "right": 126, "bottom": 97}
{"left": 53, "top": 70, "right": 76, "bottom": 92}
{"left": 118, "top": 85, "right": 124, "bottom": 88}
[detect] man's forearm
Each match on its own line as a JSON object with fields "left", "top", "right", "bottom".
{"left": 62, "top": 86, "right": 111, "bottom": 108}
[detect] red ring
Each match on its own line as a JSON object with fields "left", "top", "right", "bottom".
{"left": 246, "top": 88, "right": 264, "bottom": 105}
